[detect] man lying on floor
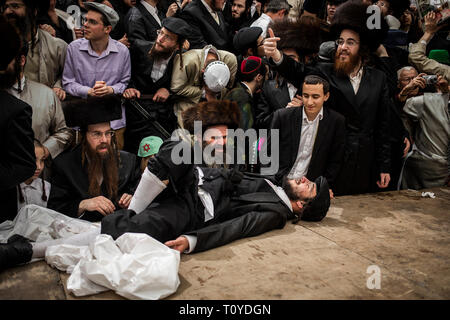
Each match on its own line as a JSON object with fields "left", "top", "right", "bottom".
{"left": 0, "top": 133, "right": 331, "bottom": 271}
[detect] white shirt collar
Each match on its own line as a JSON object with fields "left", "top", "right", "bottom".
{"left": 201, "top": 0, "right": 217, "bottom": 17}
{"left": 241, "top": 82, "right": 253, "bottom": 97}
{"left": 302, "top": 106, "right": 324, "bottom": 123}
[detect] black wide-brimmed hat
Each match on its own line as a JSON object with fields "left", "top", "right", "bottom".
{"left": 331, "top": 0, "right": 389, "bottom": 52}
{"left": 301, "top": 176, "right": 331, "bottom": 222}
{"left": 63, "top": 95, "right": 122, "bottom": 128}
{"left": 161, "top": 17, "right": 191, "bottom": 39}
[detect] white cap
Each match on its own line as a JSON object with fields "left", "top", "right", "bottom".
{"left": 203, "top": 61, "right": 231, "bottom": 93}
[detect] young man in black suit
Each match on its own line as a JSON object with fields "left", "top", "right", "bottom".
{"left": 270, "top": 75, "right": 346, "bottom": 195}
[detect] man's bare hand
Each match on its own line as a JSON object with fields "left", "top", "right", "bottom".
{"left": 377, "top": 173, "right": 391, "bottom": 189}
{"left": 53, "top": 87, "right": 66, "bottom": 101}
{"left": 166, "top": 2, "right": 178, "bottom": 17}
{"left": 118, "top": 33, "right": 130, "bottom": 48}
{"left": 435, "top": 74, "right": 449, "bottom": 93}
{"left": 79, "top": 196, "right": 116, "bottom": 216}
{"left": 39, "top": 24, "right": 56, "bottom": 37}
{"left": 329, "top": 189, "right": 334, "bottom": 199}
{"left": 153, "top": 87, "right": 170, "bottom": 102}
{"left": 424, "top": 11, "right": 443, "bottom": 35}
{"left": 123, "top": 88, "right": 141, "bottom": 99}
{"left": 118, "top": 193, "right": 133, "bottom": 209}
{"left": 91, "top": 81, "right": 114, "bottom": 96}
{"left": 403, "top": 137, "right": 411, "bottom": 158}
{"left": 287, "top": 94, "right": 303, "bottom": 108}
{"left": 165, "top": 236, "right": 189, "bottom": 253}
{"left": 263, "top": 28, "right": 281, "bottom": 62}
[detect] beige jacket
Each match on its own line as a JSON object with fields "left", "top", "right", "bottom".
{"left": 409, "top": 41, "right": 450, "bottom": 82}
{"left": 13, "top": 78, "right": 73, "bottom": 159}
{"left": 170, "top": 45, "right": 237, "bottom": 116}
{"left": 24, "top": 29, "right": 68, "bottom": 89}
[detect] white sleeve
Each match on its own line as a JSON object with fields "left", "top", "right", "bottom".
{"left": 128, "top": 167, "right": 167, "bottom": 214}
{"left": 182, "top": 235, "right": 197, "bottom": 254}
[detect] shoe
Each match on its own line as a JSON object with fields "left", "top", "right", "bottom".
{"left": 0, "top": 234, "right": 33, "bottom": 271}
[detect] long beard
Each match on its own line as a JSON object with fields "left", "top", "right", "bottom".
{"left": 334, "top": 49, "right": 360, "bottom": 77}
{"left": 5, "top": 13, "right": 30, "bottom": 37}
{"left": 83, "top": 141, "right": 119, "bottom": 200}
{"left": 148, "top": 42, "right": 174, "bottom": 61}
{"left": 201, "top": 140, "right": 228, "bottom": 168}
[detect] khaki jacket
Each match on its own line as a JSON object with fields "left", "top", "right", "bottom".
{"left": 409, "top": 42, "right": 450, "bottom": 82}
{"left": 24, "top": 29, "right": 68, "bottom": 89}
{"left": 16, "top": 78, "right": 73, "bottom": 159}
{"left": 170, "top": 45, "right": 237, "bottom": 117}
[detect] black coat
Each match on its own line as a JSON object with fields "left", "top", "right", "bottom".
{"left": 126, "top": 2, "right": 166, "bottom": 61}
{"left": 101, "top": 140, "right": 295, "bottom": 252}
{"left": 179, "top": 0, "right": 231, "bottom": 50}
{"left": 255, "top": 78, "right": 297, "bottom": 130}
{"left": 47, "top": 145, "right": 141, "bottom": 221}
{"left": 270, "top": 106, "right": 346, "bottom": 189}
{"left": 0, "top": 91, "right": 36, "bottom": 222}
{"left": 273, "top": 55, "right": 391, "bottom": 195}
{"left": 124, "top": 54, "right": 177, "bottom": 154}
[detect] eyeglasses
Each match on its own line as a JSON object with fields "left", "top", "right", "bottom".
{"left": 257, "top": 39, "right": 265, "bottom": 47}
{"left": 88, "top": 130, "right": 115, "bottom": 139}
{"left": 156, "top": 29, "right": 175, "bottom": 42}
{"left": 1, "top": 2, "right": 25, "bottom": 11}
{"left": 335, "top": 38, "right": 359, "bottom": 47}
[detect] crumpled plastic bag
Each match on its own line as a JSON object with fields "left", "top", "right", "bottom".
{"left": 45, "top": 244, "right": 93, "bottom": 273}
{"left": 46, "top": 232, "right": 180, "bottom": 300}
{"left": 0, "top": 204, "right": 99, "bottom": 243}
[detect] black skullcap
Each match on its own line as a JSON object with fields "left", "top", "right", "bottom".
{"left": 162, "top": 17, "right": 191, "bottom": 39}
{"left": 233, "top": 27, "right": 263, "bottom": 54}
{"left": 63, "top": 95, "right": 122, "bottom": 128}
{"left": 301, "top": 176, "right": 331, "bottom": 222}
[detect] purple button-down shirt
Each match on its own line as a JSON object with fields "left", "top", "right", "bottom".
{"left": 62, "top": 37, "right": 131, "bottom": 129}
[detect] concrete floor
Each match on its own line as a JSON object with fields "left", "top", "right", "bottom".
{"left": 0, "top": 187, "right": 449, "bottom": 300}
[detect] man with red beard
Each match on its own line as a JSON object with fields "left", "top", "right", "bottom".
{"left": 47, "top": 95, "right": 142, "bottom": 222}
{"left": 264, "top": 0, "right": 392, "bottom": 195}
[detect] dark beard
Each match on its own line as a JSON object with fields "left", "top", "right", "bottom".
{"left": 5, "top": 13, "right": 29, "bottom": 38}
{"left": 148, "top": 42, "right": 174, "bottom": 61}
{"left": 201, "top": 140, "right": 228, "bottom": 168}
{"left": 282, "top": 175, "right": 299, "bottom": 201}
{"left": 83, "top": 141, "right": 119, "bottom": 200}
{"left": 333, "top": 50, "right": 360, "bottom": 77}
{"left": 0, "top": 57, "right": 20, "bottom": 90}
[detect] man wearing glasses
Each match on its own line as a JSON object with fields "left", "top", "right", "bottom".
{"left": 62, "top": 2, "right": 131, "bottom": 149}
{"left": 264, "top": 0, "right": 393, "bottom": 195}
{"left": 47, "top": 95, "right": 141, "bottom": 222}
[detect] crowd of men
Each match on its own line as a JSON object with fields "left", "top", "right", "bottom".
{"left": 0, "top": 0, "right": 449, "bottom": 270}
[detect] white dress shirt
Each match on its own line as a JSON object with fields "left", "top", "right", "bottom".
{"left": 151, "top": 54, "right": 173, "bottom": 82}
{"left": 287, "top": 82, "right": 297, "bottom": 101}
{"left": 140, "top": 0, "right": 161, "bottom": 26}
{"left": 289, "top": 107, "right": 324, "bottom": 179}
{"left": 349, "top": 66, "right": 363, "bottom": 94}
{"left": 17, "top": 178, "right": 51, "bottom": 212}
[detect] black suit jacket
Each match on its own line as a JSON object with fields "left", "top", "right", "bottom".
{"left": 0, "top": 91, "right": 36, "bottom": 222}
{"left": 101, "top": 140, "right": 294, "bottom": 252}
{"left": 179, "top": 0, "right": 231, "bottom": 50}
{"left": 126, "top": 2, "right": 166, "bottom": 62}
{"left": 48, "top": 145, "right": 142, "bottom": 221}
{"left": 270, "top": 106, "right": 346, "bottom": 189}
{"left": 255, "top": 78, "right": 296, "bottom": 130}
{"left": 274, "top": 55, "right": 391, "bottom": 195}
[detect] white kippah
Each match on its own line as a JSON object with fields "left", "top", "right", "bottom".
{"left": 203, "top": 61, "right": 231, "bottom": 93}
